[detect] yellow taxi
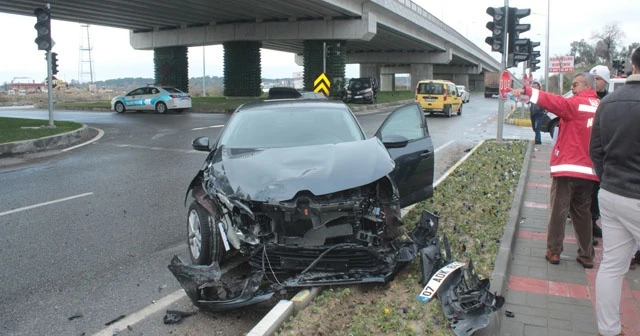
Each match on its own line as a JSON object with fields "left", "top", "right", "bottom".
{"left": 415, "top": 79, "right": 463, "bottom": 117}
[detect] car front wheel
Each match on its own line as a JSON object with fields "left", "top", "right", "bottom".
{"left": 114, "top": 102, "right": 125, "bottom": 113}
{"left": 187, "top": 201, "right": 225, "bottom": 265}
{"left": 155, "top": 102, "right": 167, "bottom": 114}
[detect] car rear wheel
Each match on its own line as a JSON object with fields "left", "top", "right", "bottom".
{"left": 457, "top": 103, "right": 463, "bottom": 116}
{"left": 187, "top": 201, "right": 225, "bottom": 265}
{"left": 445, "top": 105, "right": 452, "bottom": 118}
{"left": 155, "top": 102, "right": 167, "bottom": 114}
{"left": 114, "top": 102, "right": 125, "bottom": 113}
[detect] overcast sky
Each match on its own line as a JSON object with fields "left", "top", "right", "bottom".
{"left": 1, "top": 0, "right": 638, "bottom": 85}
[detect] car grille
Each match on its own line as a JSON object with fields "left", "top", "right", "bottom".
{"left": 249, "top": 244, "right": 391, "bottom": 280}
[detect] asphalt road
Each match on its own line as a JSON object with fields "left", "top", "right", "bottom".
{"left": 0, "top": 94, "right": 533, "bottom": 335}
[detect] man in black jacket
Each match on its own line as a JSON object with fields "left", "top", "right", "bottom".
{"left": 588, "top": 65, "right": 611, "bottom": 240}
{"left": 592, "top": 47, "right": 640, "bottom": 336}
{"left": 529, "top": 82, "right": 545, "bottom": 145}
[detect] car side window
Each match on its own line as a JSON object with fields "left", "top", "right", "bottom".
{"left": 128, "top": 88, "right": 144, "bottom": 96}
{"left": 378, "top": 104, "right": 426, "bottom": 141}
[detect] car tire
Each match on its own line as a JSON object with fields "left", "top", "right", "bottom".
{"left": 114, "top": 102, "right": 125, "bottom": 114}
{"left": 187, "top": 201, "right": 225, "bottom": 265}
{"left": 445, "top": 105, "right": 452, "bottom": 118}
{"left": 457, "top": 104, "right": 462, "bottom": 116}
{"left": 155, "top": 102, "right": 167, "bottom": 114}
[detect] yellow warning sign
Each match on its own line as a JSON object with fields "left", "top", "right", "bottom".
{"left": 313, "top": 73, "right": 331, "bottom": 96}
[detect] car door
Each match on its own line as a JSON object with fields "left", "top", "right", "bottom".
{"left": 145, "top": 87, "right": 161, "bottom": 110}
{"left": 124, "top": 87, "right": 146, "bottom": 109}
{"left": 450, "top": 84, "right": 462, "bottom": 111}
{"left": 374, "top": 103, "right": 434, "bottom": 207}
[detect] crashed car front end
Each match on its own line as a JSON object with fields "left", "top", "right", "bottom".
{"left": 170, "top": 140, "right": 435, "bottom": 311}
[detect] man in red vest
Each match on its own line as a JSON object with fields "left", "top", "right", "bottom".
{"left": 513, "top": 73, "right": 599, "bottom": 268}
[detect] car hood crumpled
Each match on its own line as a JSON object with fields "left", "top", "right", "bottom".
{"left": 209, "top": 137, "right": 396, "bottom": 202}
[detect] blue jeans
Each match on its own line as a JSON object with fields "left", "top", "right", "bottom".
{"left": 531, "top": 114, "right": 544, "bottom": 144}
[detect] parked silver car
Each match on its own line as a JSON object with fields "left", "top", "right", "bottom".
{"left": 456, "top": 85, "right": 470, "bottom": 103}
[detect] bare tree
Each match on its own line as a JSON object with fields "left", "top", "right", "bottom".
{"left": 592, "top": 22, "right": 626, "bottom": 62}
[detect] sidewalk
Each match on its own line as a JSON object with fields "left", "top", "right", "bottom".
{"left": 499, "top": 141, "right": 640, "bottom": 335}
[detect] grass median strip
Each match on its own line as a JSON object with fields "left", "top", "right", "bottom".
{"left": 0, "top": 117, "right": 83, "bottom": 143}
{"left": 277, "top": 139, "right": 528, "bottom": 336}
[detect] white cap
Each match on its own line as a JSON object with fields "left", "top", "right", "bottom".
{"left": 590, "top": 65, "right": 610, "bottom": 83}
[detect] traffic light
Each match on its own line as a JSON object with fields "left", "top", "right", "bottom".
{"left": 529, "top": 41, "right": 541, "bottom": 72}
{"left": 485, "top": 7, "right": 506, "bottom": 53}
{"left": 507, "top": 7, "right": 531, "bottom": 67}
{"left": 618, "top": 60, "right": 626, "bottom": 76}
{"left": 34, "top": 7, "right": 52, "bottom": 51}
{"left": 51, "top": 52, "right": 59, "bottom": 75}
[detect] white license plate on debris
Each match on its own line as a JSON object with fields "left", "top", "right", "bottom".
{"left": 417, "top": 261, "right": 465, "bottom": 302}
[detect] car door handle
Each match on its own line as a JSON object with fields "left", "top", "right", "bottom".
{"left": 420, "top": 151, "right": 432, "bottom": 158}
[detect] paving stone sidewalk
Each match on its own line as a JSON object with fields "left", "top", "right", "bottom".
{"left": 499, "top": 141, "right": 640, "bottom": 336}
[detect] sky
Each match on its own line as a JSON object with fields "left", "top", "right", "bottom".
{"left": 1, "top": 0, "right": 638, "bottom": 85}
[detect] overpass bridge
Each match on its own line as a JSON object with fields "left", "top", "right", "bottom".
{"left": 0, "top": 0, "right": 500, "bottom": 95}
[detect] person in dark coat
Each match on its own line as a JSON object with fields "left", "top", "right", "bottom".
{"left": 592, "top": 47, "right": 640, "bottom": 336}
{"left": 529, "top": 81, "right": 545, "bottom": 145}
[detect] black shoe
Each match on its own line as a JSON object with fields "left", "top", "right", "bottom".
{"left": 593, "top": 221, "right": 603, "bottom": 238}
{"left": 592, "top": 238, "right": 599, "bottom": 246}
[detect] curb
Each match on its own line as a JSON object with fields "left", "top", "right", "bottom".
{"left": 246, "top": 139, "right": 493, "bottom": 336}
{"left": 476, "top": 140, "right": 534, "bottom": 336}
{"left": 504, "top": 117, "right": 532, "bottom": 127}
{"left": 0, "top": 125, "right": 89, "bottom": 156}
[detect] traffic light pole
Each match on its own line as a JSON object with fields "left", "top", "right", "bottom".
{"left": 46, "top": 49, "right": 55, "bottom": 127}
{"left": 497, "top": 0, "right": 509, "bottom": 142}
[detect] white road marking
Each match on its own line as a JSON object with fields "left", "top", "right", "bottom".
{"left": 92, "top": 258, "right": 246, "bottom": 336}
{"left": 116, "top": 144, "right": 200, "bottom": 154}
{"left": 62, "top": 128, "right": 105, "bottom": 152}
{"left": 434, "top": 140, "right": 454, "bottom": 153}
{"left": 192, "top": 124, "right": 224, "bottom": 131}
{"left": 0, "top": 192, "right": 94, "bottom": 217}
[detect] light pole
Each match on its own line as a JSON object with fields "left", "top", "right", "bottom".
{"left": 544, "top": 0, "right": 550, "bottom": 91}
{"left": 202, "top": 46, "right": 206, "bottom": 97}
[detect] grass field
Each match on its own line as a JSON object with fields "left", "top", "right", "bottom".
{"left": 0, "top": 117, "right": 83, "bottom": 143}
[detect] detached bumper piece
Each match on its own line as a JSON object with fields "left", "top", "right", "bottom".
{"left": 168, "top": 256, "right": 274, "bottom": 312}
{"left": 438, "top": 259, "right": 505, "bottom": 336}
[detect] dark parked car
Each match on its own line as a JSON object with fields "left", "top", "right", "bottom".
{"left": 267, "top": 87, "right": 301, "bottom": 99}
{"left": 344, "top": 77, "right": 379, "bottom": 104}
{"left": 170, "top": 100, "right": 435, "bottom": 311}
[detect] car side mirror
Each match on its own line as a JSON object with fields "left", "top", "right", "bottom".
{"left": 192, "top": 136, "right": 210, "bottom": 152}
{"left": 381, "top": 134, "right": 409, "bottom": 149}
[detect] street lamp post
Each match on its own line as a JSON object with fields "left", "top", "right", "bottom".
{"left": 544, "top": 0, "right": 550, "bottom": 91}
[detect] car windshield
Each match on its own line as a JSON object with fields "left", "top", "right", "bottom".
{"left": 457, "top": 86, "right": 465, "bottom": 91}
{"left": 348, "top": 79, "right": 370, "bottom": 90}
{"left": 219, "top": 105, "right": 364, "bottom": 148}
{"left": 417, "top": 83, "right": 443, "bottom": 94}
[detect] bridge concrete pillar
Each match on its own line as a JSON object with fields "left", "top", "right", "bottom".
{"left": 302, "top": 40, "right": 346, "bottom": 98}
{"left": 359, "top": 64, "right": 380, "bottom": 81}
{"left": 223, "top": 41, "right": 262, "bottom": 97}
{"left": 380, "top": 74, "right": 395, "bottom": 91}
{"left": 469, "top": 74, "right": 484, "bottom": 92}
{"left": 154, "top": 46, "right": 189, "bottom": 93}
{"left": 453, "top": 74, "right": 469, "bottom": 89}
{"left": 410, "top": 64, "right": 433, "bottom": 92}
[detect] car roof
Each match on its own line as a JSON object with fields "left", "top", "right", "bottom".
{"left": 417, "top": 79, "right": 455, "bottom": 84}
{"left": 238, "top": 99, "right": 348, "bottom": 111}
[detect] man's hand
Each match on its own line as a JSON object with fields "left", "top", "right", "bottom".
{"left": 512, "top": 88, "right": 526, "bottom": 99}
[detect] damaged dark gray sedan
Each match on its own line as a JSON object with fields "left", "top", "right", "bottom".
{"left": 170, "top": 99, "right": 435, "bottom": 311}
